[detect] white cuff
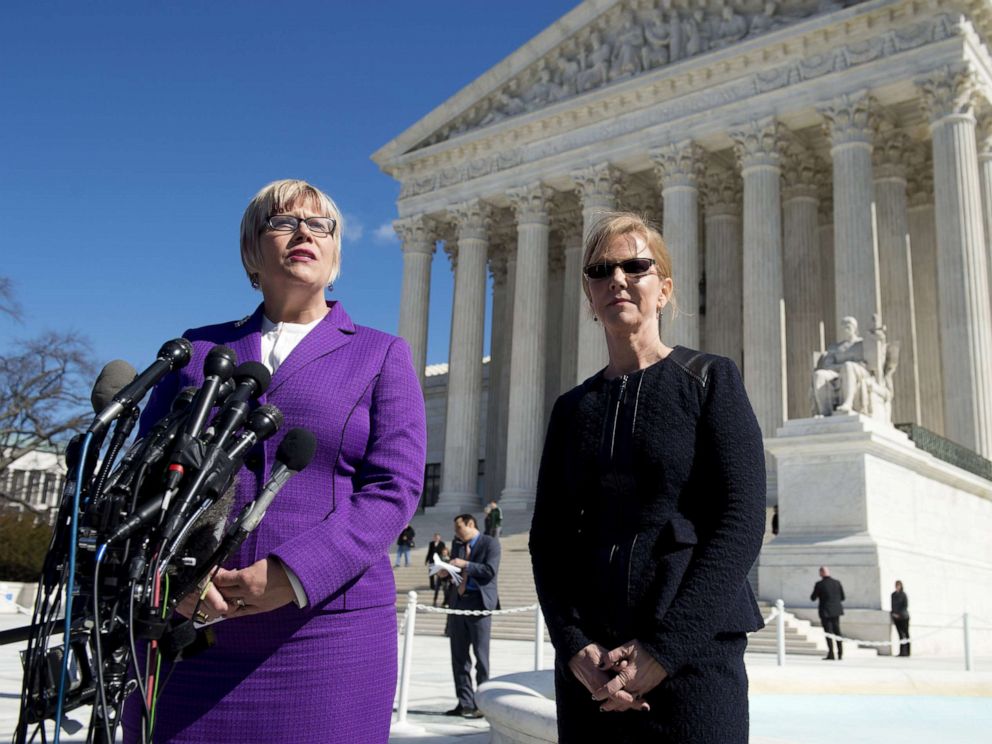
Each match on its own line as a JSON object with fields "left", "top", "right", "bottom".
{"left": 273, "top": 556, "right": 308, "bottom": 608}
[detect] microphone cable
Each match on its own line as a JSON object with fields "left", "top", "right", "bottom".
{"left": 53, "top": 430, "right": 94, "bottom": 744}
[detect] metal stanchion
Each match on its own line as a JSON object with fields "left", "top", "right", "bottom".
{"left": 963, "top": 612, "right": 973, "bottom": 672}
{"left": 534, "top": 607, "right": 545, "bottom": 671}
{"left": 396, "top": 591, "right": 418, "bottom": 725}
{"left": 775, "top": 599, "right": 786, "bottom": 667}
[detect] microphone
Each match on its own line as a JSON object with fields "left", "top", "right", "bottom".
{"left": 89, "top": 339, "right": 193, "bottom": 434}
{"left": 183, "top": 346, "right": 237, "bottom": 440}
{"left": 172, "top": 428, "right": 317, "bottom": 601}
{"left": 202, "top": 362, "right": 271, "bottom": 451}
{"left": 90, "top": 360, "right": 137, "bottom": 413}
{"left": 223, "top": 404, "right": 284, "bottom": 463}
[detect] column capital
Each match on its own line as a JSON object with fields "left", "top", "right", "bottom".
{"left": 819, "top": 91, "right": 876, "bottom": 148}
{"left": 393, "top": 215, "right": 436, "bottom": 255}
{"left": 729, "top": 117, "right": 786, "bottom": 171}
{"left": 781, "top": 140, "right": 821, "bottom": 202}
{"left": 977, "top": 110, "right": 992, "bottom": 159}
{"left": 872, "top": 118, "right": 909, "bottom": 181}
{"left": 507, "top": 183, "right": 554, "bottom": 225}
{"left": 702, "top": 166, "right": 741, "bottom": 216}
{"left": 918, "top": 65, "right": 980, "bottom": 125}
{"left": 449, "top": 199, "right": 492, "bottom": 242}
{"left": 905, "top": 142, "right": 934, "bottom": 207}
{"left": 551, "top": 205, "right": 584, "bottom": 246}
{"left": 488, "top": 247, "right": 509, "bottom": 284}
{"left": 649, "top": 140, "right": 706, "bottom": 190}
{"left": 572, "top": 163, "right": 624, "bottom": 209}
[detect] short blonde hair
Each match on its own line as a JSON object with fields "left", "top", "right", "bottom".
{"left": 581, "top": 211, "right": 678, "bottom": 318}
{"left": 240, "top": 179, "right": 343, "bottom": 286}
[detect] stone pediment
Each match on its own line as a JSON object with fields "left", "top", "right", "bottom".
{"left": 373, "top": 0, "right": 866, "bottom": 163}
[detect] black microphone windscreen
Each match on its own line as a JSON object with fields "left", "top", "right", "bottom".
{"left": 91, "top": 360, "right": 137, "bottom": 413}
{"left": 233, "top": 361, "right": 271, "bottom": 396}
{"left": 158, "top": 338, "right": 193, "bottom": 368}
{"left": 204, "top": 345, "right": 237, "bottom": 379}
{"left": 276, "top": 428, "right": 317, "bottom": 472}
{"left": 174, "top": 387, "right": 199, "bottom": 411}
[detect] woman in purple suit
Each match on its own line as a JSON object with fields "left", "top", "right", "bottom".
{"left": 123, "top": 180, "right": 427, "bottom": 743}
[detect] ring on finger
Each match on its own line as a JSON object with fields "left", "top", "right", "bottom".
{"left": 194, "top": 610, "right": 210, "bottom": 623}
{"left": 235, "top": 597, "right": 246, "bottom": 610}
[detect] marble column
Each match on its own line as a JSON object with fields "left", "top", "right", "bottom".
{"left": 545, "top": 242, "right": 565, "bottom": 424}
{"left": 730, "top": 118, "right": 787, "bottom": 437}
{"left": 439, "top": 200, "right": 490, "bottom": 509}
{"left": 781, "top": 142, "right": 823, "bottom": 420}
{"left": 485, "top": 250, "right": 509, "bottom": 503}
{"left": 572, "top": 164, "right": 622, "bottom": 382}
{"left": 558, "top": 208, "right": 584, "bottom": 392}
{"left": 702, "top": 166, "right": 743, "bottom": 369}
{"left": 906, "top": 145, "right": 945, "bottom": 435}
{"left": 394, "top": 215, "right": 435, "bottom": 388}
{"left": 818, "top": 187, "right": 836, "bottom": 345}
{"left": 873, "top": 124, "right": 921, "bottom": 424}
{"left": 919, "top": 67, "right": 992, "bottom": 457}
{"left": 502, "top": 184, "right": 553, "bottom": 508}
{"left": 977, "top": 114, "right": 992, "bottom": 298}
{"left": 651, "top": 140, "right": 704, "bottom": 349}
{"left": 495, "top": 246, "right": 517, "bottom": 503}
{"left": 819, "top": 92, "right": 881, "bottom": 331}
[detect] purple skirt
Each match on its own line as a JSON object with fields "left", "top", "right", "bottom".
{"left": 122, "top": 603, "right": 397, "bottom": 744}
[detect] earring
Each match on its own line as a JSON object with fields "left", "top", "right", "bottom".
{"left": 326, "top": 281, "right": 334, "bottom": 292}
{"left": 250, "top": 273, "right": 260, "bottom": 290}
{"left": 593, "top": 315, "right": 598, "bottom": 322}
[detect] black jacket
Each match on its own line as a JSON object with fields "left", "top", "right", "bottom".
{"left": 811, "top": 576, "right": 845, "bottom": 618}
{"left": 891, "top": 590, "right": 909, "bottom": 620}
{"left": 530, "top": 349, "right": 766, "bottom": 677}
{"left": 424, "top": 539, "right": 446, "bottom": 566}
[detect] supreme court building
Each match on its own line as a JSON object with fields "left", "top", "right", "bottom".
{"left": 373, "top": 0, "right": 992, "bottom": 515}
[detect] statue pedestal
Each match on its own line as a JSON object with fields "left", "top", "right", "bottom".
{"left": 759, "top": 414, "right": 992, "bottom": 655}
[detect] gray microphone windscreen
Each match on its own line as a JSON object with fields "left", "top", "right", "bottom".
{"left": 91, "top": 360, "right": 138, "bottom": 413}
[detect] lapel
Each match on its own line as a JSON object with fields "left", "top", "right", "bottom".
{"left": 267, "top": 300, "right": 356, "bottom": 397}
{"left": 228, "top": 305, "right": 264, "bottom": 369}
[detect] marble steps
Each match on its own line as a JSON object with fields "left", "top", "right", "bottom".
{"left": 392, "top": 531, "right": 830, "bottom": 654}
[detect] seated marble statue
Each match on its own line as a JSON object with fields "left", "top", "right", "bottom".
{"left": 812, "top": 315, "right": 899, "bottom": 422}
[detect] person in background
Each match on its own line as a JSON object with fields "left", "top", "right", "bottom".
{"left": 425, "top": 532, "right": 447, "bottom": 602}
{"left": 484, "top": 499, "right": 503, "bottom": 537}
{"left": 395, "top": 523, "right": 416, "bottom": 567}
{"left": 811, "top": 566, "right": 846, "bottom": 660}
{"left": 890, "top": 579, "right": 910, "bottom": 657}
{"left": 444, "top": 514, "right": 500, "bottom": 719}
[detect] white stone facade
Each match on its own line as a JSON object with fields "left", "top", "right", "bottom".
{"left": 375, "top": 0, "right": 992, "bottom": 514}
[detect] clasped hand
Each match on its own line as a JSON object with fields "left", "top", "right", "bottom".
{"left": 569, "top": 640, "right": 668, "bottom": 713}
{"left": 174, "top": 557, "right": 295, "bottom": 622}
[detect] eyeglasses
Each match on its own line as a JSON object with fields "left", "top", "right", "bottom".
{"left": 265, "top": 214, "right": 337, "bottom": 237}
{"left": 582, "top": 258, "right": 656, "bottom": 280}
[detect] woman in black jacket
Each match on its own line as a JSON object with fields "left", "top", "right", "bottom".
{"left": 530, "top": 212, "right": 766, "bottom": 743}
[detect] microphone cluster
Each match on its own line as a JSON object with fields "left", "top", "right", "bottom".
{"left": 12, "top": 338, "right": 317, "bottom": 744}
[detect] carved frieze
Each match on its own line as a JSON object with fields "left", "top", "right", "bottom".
{"left": 415, "top": 1, "right": 864, "bottom": 151}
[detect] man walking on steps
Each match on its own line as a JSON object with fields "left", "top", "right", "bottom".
{"left": 811, "top": 565, "right": 846, "bottom": 660}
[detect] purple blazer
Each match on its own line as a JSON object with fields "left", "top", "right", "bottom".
{"left": 124, "top": 301, "right": 426, "bottom": 743}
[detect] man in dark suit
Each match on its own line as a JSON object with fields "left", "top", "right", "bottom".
{"left": 811, "top": 565, "right": 846, "bottom": 660}
{"left": 444, "top": 513, "right": 500, "bottom": 718}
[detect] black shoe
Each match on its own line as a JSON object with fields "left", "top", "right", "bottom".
{"left": 822, "top": 655, "right": 835, "bottom": 660}
{"left": 445, "top": 705, "right": 468, "bottom": 716}
{"left": 461, "top": 707, "right": 484, "bottom": 719}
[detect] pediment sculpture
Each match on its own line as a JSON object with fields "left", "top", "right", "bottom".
{"left": 811, "top": 314, "right": 900, "bottom": 423}
{"left": 419, "top": 0, "right": 859, "bottom": 149}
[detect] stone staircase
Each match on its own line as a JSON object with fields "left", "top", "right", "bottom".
{"left": 391, "top": 526, "right": 828, "bottom": 656}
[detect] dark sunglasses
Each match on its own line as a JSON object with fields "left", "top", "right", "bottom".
{"left": 582, "top": 257, "right": 656, "bottom": 280}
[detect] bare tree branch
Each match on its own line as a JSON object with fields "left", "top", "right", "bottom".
{"left": 0, "top": 277, "right": 22, "bottom": 322}
{"left": 1, "top": 330, "right": 95, "bottom": 510}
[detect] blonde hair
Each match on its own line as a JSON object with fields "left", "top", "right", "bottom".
{"left": 240, "top": 179, "right": 343, "bottom": 287}
{"left": 580, "top": 211, "right": 677, "bottom": 318}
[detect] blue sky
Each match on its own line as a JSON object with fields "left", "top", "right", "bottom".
{"left": 0, "top": 1, "right": 578, "bottom": 374}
